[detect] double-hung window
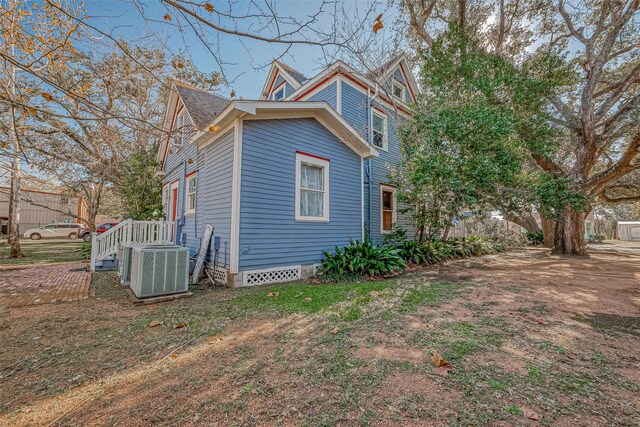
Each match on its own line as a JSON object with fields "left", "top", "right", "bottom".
{"left": 185, "top": 173, "right": 197, "bottom": 215}
{"left": 295, "top": 152, "right": 329, "bottom": 222}
{"left": 381, "top": 185, "right": 396, "bottom": 233}
{"left": 372, "top": 110, "right": 388, "bottom": 151}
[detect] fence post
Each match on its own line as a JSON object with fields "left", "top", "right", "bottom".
{"left": 126, "top": 219, "right": 133, "bottom": 243}
{"left": 89, "top": 232, "right": 98, "bottom": 271}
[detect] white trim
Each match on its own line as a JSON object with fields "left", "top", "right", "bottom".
{"left": 193, "top": 101, "right": 378, "bottom": 159}
{"left": 392, "top": 80, "right": 405, "bottom": 102}
{"left": 380, "top": 184, "right": 397, "bottom": 234}
{"left": 361, "top": 155, "right": 365, "bottom": 241}
{"left": 287, "top": 60, "right": 415, "bottom": 116}
{"left": 230, "top": 118, "right": 243, "bottom": 274}
{"left": 336, "top": 75, "right": 342, "bottom": 114}
{"left": 242, "top": 264, "right": 302, "bottom": 286}
{"left": 295, "top": 152, "right": 330, "bottom": 222}
{"left": 162, "top": 183, "right": 171, "bottom": 221}
{"left": 372, "top": 109, "right": 388, "bottom": 151}
{"left": 185, "top": 173, "right": 197, "bottom": 215}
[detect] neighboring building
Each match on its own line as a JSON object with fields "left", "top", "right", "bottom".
{"left": 618, "top": 221, "right": 640, "bottom": 241}
{"left": 156, "top": 55, "right": 419, "bottom": 286}
{"left": 0, "top": 187, "right": 88, "bottom": 235}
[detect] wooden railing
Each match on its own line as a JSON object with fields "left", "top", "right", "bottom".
{"left": 90, "top": 219, "right": 172, "bottom": 270}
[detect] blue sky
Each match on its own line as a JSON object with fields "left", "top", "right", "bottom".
{"left": 85, "top": 0, "right": 395, "bottom": 98}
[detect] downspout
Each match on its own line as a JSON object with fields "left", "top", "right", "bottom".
{"left": 366, "top": 84, "right": 380, "bottom": 241}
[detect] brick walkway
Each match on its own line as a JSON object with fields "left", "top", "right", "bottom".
{"left": 0, "top": 262, "right": 92, "bottom": 308}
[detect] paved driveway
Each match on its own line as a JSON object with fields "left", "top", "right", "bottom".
{"left": 0, "top": 262, "right": 92, "bottom": 308}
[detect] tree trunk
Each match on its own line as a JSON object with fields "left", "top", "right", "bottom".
{"left": 441, "top": 212, "right": 455, "bottom": 240}
{"left": 7, "top": 38, "right": 23, "bottom": 258}
{"left": 552, "top": 205, "right": 588, "bottom": 256}
{"left": 540, "top": 212, "right": 555, "bottom": 249}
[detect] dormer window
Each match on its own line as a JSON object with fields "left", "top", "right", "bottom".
{"left": 272, "top": 85, "right": 285, "bottom": 101}
{"left": 173, "top": 110, "right": 184, "bottom": 147}
{"left": 392, "top": 81, "right": 405, "bottom": 102}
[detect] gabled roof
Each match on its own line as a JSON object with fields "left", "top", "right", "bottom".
{"left": 173, "top": 80, "right": 230, "bottom": 130}
{"left": 260, "top": 61, "right": 309, "bottom": 99}
{"left": 274, "top": 61, "right": 308, "bottom": 85}
{"left": 365, "top": 54, "right": 404, "bottom": 80}
{"left": 194, "top": 101, "right": 378, "bottom": 159}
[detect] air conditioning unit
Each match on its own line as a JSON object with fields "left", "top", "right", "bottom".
{"left": 129, "top": 246, "right": 189, "bottom": 298}
{"left": 118, "top": 243, "right": 177, "bottom": 286}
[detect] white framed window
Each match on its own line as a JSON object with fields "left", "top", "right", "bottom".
{"left": 380, "top": 185, "right": 396, "bottom": 233}
{"left": 295, "top": 152, "right": 329, "bottom": 222}
{"left": 185, "top": 173, "right": 197, "bottom": 215}
{"left": 173, "top": 110, "right": 184, "bottom": 148}
{"left": 272, "top": 85, "right": 285, "bottom": 101}
{"left": 392, "top": 80, "right": 405, "bottom": 102}
{"left": 372, "top": 110, "right": 388, "bottom": 151}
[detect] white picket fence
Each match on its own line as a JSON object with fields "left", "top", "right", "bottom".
{"left": 90, "top": 219, "right": 172, "bottom": 270}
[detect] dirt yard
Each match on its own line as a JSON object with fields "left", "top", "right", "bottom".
{"left": 0, "top": 248, "right": 638, "bottom": 426}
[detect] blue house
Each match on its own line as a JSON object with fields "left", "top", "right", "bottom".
{"left": 156, "top": 55, "right": 419, "bottom": 286}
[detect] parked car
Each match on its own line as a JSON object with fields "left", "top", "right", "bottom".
{"left": 79, "top": 222, "right": 119, "bottom": 242}
{"left": 24, "top": 223, "right": 84, "bottom": 240}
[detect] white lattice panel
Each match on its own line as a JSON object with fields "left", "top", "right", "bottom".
{"left": 243, "top": 265, "right": 301, "bottom": 286}
{"left": 214, "top": 267, "right": 227, "bottom": 284}
{"left": 312, "top": 263, "right": 321, "bottom": 277}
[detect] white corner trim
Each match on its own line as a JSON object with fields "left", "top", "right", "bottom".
{"left": 295, "top": 152, "right": 330, "bottom": 222}
{"left": 230, "top": 118, "right": 243, "bottom": 274}
{"left": 361, "top": 155, "right": 365, "bottom": 241}
{"left": 380, "top": 184, "right": 397, "bottom": 234}
{"left": 336, "top": 75, "right": 342, "bottom": 114}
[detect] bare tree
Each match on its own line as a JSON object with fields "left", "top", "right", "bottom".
{"left": 0, "top": 0, "right": 81, "bottom": 256}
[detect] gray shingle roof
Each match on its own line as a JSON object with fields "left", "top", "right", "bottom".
{"left": 173, "top": 81, "right": 230, "bottom": 130}
{"left": 275, "top": 61, "right": 308, "bottom": 85}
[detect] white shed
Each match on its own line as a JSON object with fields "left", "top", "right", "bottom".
{"left": 617, "top": 222, "right": 640, "bottom": 241}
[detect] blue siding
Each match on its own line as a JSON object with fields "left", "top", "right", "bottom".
{"left": 338, "top": 79, "right": 414, "bottom": 244}
{"left": 393, "top": 67, "right": 405, "bottom": 84}
{"left": 307, "top": 81, "right": 337, "bottom": 110}
{"left": 162, "top": 106, "right": 198, "bottom": 251}
{"left": 340, "top": 81, "right": 369, "bottom": 137}
{"left": 238, "top": 118, "right": 362, "bottom": 270}
{"left": 196, "top": 129, "right": 234, "bottom": 267}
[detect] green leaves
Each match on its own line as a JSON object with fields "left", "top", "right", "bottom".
{"left": 320, "top": 239, "right": 406, "bottom": 278}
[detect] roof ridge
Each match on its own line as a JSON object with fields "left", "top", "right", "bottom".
{"left": 274, "top": 60, "right": 308, "bottom": 78}
{"left": 172, "top": 79, "right": 230, "bottom": 100}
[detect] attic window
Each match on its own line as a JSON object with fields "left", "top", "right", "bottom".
{"left": 272, "top": 85, "right": 285, "bottom": 101}
{"left": 392, "top": 81, "right": 405, "bottom": 102}
{"left": 173, "top": 110, "right": 184, "bottom": 147}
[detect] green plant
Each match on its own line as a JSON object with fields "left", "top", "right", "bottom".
{"left": 526, "top": 231, "right": 544, "bottom": 245}
{"left": 77, "top": 242, "right": 92, "bottom": 260}
{"left": 320, "top": 239, "right": 406, "bottom": 278}
{"left": 381, "top": 224, "right": 407, "bottom": 247}
{"left": 397, "top": 236, "right": 500, "bottom": 266}
{"left": 587, "top": 234, "right": 605, "bottom": 244}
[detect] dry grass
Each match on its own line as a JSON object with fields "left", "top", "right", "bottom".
{"left": 0, "top": 248, "right": 638, "bottom": 426}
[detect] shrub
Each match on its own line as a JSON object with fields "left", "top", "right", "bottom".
{"left": 398, "top": 236, "right": 500, "bottom": 265}
{"left": 77, "top": 242, "right": 92, "bottom": 260}
{"left": 526, "top": 231, "right": 544, "bottom": 245}
{"left": 320, "top": 239, "right": 406, "bottom": 278}
{"left": 381, "top": 224, "right": 408, "bottom": 246}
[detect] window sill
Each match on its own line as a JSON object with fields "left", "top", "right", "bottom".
{"left": 184, "top": 211, "right": 196, "bottom": 216}
{"left": 295, "top": 217, "right": 330, "bottom": 223}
